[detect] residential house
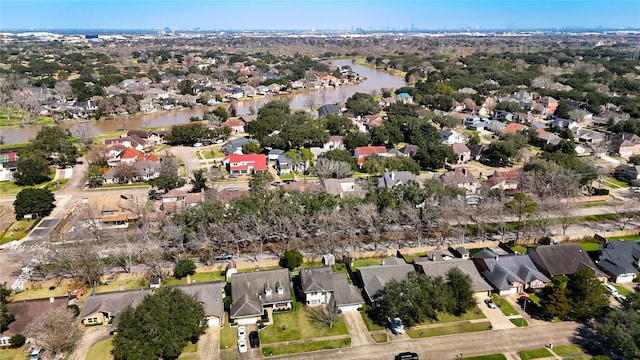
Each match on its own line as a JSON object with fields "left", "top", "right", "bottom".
{"left": 127, "top": 129, "right": 168, "bottom": 146}
{"left": 574, "top": 129, "right": 605, "bottom": 144}
{"left": 174, "top": 282, "right": 225, "bottom": 326}
{"left": 439, "top": 167, "right": 480, "bottom": 194}
{"left": 80, "top": 289, "right": 152, "bottom": 332}
{"left": 536, "top": 131, "right": 562, "bottom": 149}
{"left": 354, "top": 145, "right": 388, "bottom": 166}
{"left": 0, "top": 296, "right": 71, "bottom": 347}
{"left": 230, "top": 269, "right": 293, "bottom": 324}
{"left": 440, "top": 129, "right": 466, "bottom": 145}
{"left": 322, "top": 178, "right": 365, "bottom": 198}
{"left": 468, "top": 144, "right": 490, "bottom": 162}
{"left": 160, "top": 189, "right": 203, "bottom": 211}
{"left": 450, "top": 143, "right": 471, "bottom": 164}
{"left": 276, "top": 155, "right": 293, "bottom": 175}
{"left": 221, "top": 138, "right": 260, "bottom": 155}
{"left": 227, "top": 88, "right": 244, "bottom": 100}
{"left": 472, "top": 250, "right": 550, "bottom": 296}
{"left": 537, "top": 96, "right": 558, "bottom": 115}
{"left": 103, "top": 159, "right": 161, "bottom": 184}
{"left": 222, "top": 153, "right": 267, "bottom": 175}
{"left": 379, "top": 97, "right": 397, "bottom": 108}
{"left": 400, "top": 144, "right": 420, "bottom": 158}
{"left": 413, "top": 258, "right": 493, "bottom": 296}
{"left": 614, "top": 164, "right": 640, "bottom": 182}
{"left": 378, "top": 171, "right": 417, "bottom": 189}
{"left": 484, "top": 120, "right": 507, "bottom": 133}
{"left": 395, "top": 93, "right": 413, "bottom": 104}
{"left": 356, "top": 257, "right": 415, "bottom": 304}
{"left": 220, "top": 118, "right": 245, "bottom": 135}
{"left": 317, "top": 104, "right": 341, "bottom": 117}
{"left": 597, "top": 241, "right": 640, "bottom": 283}
{"left": 267, "top": 149, "right": 285, "bottom": 162}
{"left": 549, "top": 118, "right": 580, "bottom": 131}
{"left": 255, "top": 85, "right": 269, "bottom": 95}
{"left": 499, "top": 123, "right": 527, "bottom": 135}
{"left": 362, "top": 114, "right": 384, "bottom": 129}
{"left": 493, "top": 110, "right": 514, "bottom": 122}
{"left": 241, "top": 85, "right": 256, "bottom": 98}
{"left": 610, "top": 133, "right": 640, "bottom": 158}
{"left": 323, "top": 135, "right": 344, "bottom": 151}
{"left": 75, "top": 195, "right": 140, "bottom": 229}
{"left": 484, "top": 170, "right": 521, "bottom": 191}
{"left": 300, "top": 267, "right": 365, "bottom": 312}
{"left": 0, "top": 164, "right": 11, "bottom": 182}
{"left": 527, "top": 244, "right": 608, "bottom": 281}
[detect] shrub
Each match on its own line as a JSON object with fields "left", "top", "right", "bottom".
{"left": 9, "top": 334, "right": 25, "bottom": 348}
{"left": 174, "top": 259, "right": 197, "bottom": 279}
{"left": 67, "top": 304, "right": 80, "bottom": 317}
{"left": 280, "top": 249, "right": 303, "bottom": 270}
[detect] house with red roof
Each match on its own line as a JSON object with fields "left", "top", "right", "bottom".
{"left": 484, "top": 170, "right": 522, "bottom": 191}
{"left": 222, "top": 153, "right": 267, "bottom": 175}
{"left": 354, "top": 145, "right": 388, "bottom": 166}
{"left": 499, "top": 123, "right": 527, "bottom": 135}
{"left": 220, "top": 118, "right": 245, "bottom": 135}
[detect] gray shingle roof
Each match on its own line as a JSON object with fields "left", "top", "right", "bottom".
{"left": 300, "top": 267, "right": 333, "bottom": 293}
{"left": 356, "top": 258, "right": 415, "bottom": 302}
{"left": 230, "top": 269, "right": 292, "bottom": 319}
{"left": 173, "top": 281, "right": 225, "bottom": 318}
{"left": 331, "top": 273, "right": 364, "bottom": 307}
{"left": 598, "top": 241, "right": 640, "bottom": 277}
{"left": 80, "top": 289, "right": 153, "bottom": 326}
{"left": 476, "top": 254, "right": 550, "bottom": 291}
{"left": 528, "top": 244, "right": 603, "bottom": 277}
{"left": 413, "top": 258, "right": 492, "bottom": 292}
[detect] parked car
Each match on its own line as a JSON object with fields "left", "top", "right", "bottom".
{"left": 603, "top": 283, "right": 618, "bottom": 295}
{"left": 193, "top": 142, "right": 203, "bottom": 147}
{"left": 249, "top": 331, "right": 260, "bottom": 348}
{"left": 215, "top": 252, "right": 233, "bottom": 261}
{"left": 395, "top": 352, "right": 419, "bottom": 360}
{"left": 614, "top": 294, "right": 627, "bottom": 304}
{"left": 389, "top": 317, "right": 405, "bottom": 334}
{"left": 226, "top": 187, "right": 240, "bottom": 192}
{"left": 484, "top": 298, "right": 497, "bottom": 309}
{"left": 238, "top": 338, "right": 248, "bottom": 353}
{"left": 237, "top": 326, "right": 246, "bottom": 340}
{"left": 29, "top": 347, "right": 43, "bottom": 360}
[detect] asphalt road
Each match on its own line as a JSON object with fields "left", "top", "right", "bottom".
{"left": 272, "top": 322, "right": 580, "bottom": 360}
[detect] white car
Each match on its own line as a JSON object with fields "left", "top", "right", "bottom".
{"left": 237, "top": 326, "right": 247, "bottom": 340}
{"left": 238, "top": 338, "right": 248, "bottom": 353}
{"left": 614, "top": 294, "right": 627, "bottom": 304}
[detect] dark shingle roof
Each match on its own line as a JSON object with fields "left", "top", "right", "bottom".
{"left": 331, "top": 273, "right": 364, "bottom": 307}
{"left": 300, "top": 267, "right": 333, "bottom": 293}
{"left": 356, "top": 258, "right": 414, "bottom": 302}
{"left": 528, "top": 244, "right": 603, "bottom": 277}
{"left": 230, "top": 269, "right": 291, "bottom": 319}
{"left": 317, "top": 104, "right": 341, "bottom": 117}
{"left": 598, "top": 241, "right": 640, "bottom": 277}
{"left": 173, "top": 281, "right": 225, "bottom": 318}
{"left": 413, "top": 259, "right": 492, "bottom": 292}
{"left": 477, "top": 254, "right": 550, "bottom": 291}
{"left": 80, "top": 289, "right": 153, "bottom": 327}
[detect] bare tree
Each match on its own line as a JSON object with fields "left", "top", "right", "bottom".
{"left": 26, "top": 307, "right": 79, "bottom": 357}
{"left": 307, "top": 297, "right": 340, "bottom": 329}
{"left": 305, "top": 90, "right": 320, "bottom": 110}
{"left": 53, "top": 80, "right": 72, "bottom": 102}
{"left": 72, "top": 122, "right": 95, "bottom": 148}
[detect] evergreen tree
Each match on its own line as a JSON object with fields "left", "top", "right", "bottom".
{"left": 566, "top": 268, "right": 609, "bottom": 320}
{"left": 446, "top": 268, "right": 475, "bottom": 316}
{"left": 542, "top": 279, "right": 572, "bottom": 320}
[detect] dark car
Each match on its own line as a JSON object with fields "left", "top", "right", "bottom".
{"left": 215, "top": 252, "right": 233, "bottom": 261}
{"left": 249, "top": 331, "right": 260, "bottom": 348}
{"left": 395, "top": 352, "right": 419, "bottom": 360}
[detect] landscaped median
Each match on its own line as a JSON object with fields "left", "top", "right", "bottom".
{"left": 261, "top": 338, "right": 351, "bottom": 357}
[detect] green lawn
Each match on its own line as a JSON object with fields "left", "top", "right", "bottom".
{"left": 219, "top": 317, "right": 237, "bottom": 350}
{"left": 461, "top": 355, "right": 507, "bottom": 360}
{"left": 359, "top": 307, "right": 385, "bottom": 331}
{"left": 602, "top": 176, "right": 629, "bottom": 188}
{"left": 510, "top": 318, "right": 528, "bottom": 327}
{"left": 199, "top": 149, "right": 224, "bottom": 159}
{"left": 612, "top": 284, "right": 630, "bottom": 296}
{"left": 552, "top": 344, "right": 584, "bottom": 356}
{"left": 405, "top": 321, "right": 491, "bottom": 338}
{"left": 491, "top": 295, "right": 519, "bottom": 316}
{"left": 94, "top": 277, "right": 149, "bottom": 293}
{"left": 371, "top": 333, "right": 387, "bottom": 343}
{"left": 261, "top": 338, "right": 350, "bottom": 357}
{"left": 86, "top": 338, "right": 114, "bottom": 360}
{"left": 352, "top": 258, "right": 385, "bottom": 268}
{"left": 419, "top": 306, "right": 486, "bottom": 325}
{"left": 0, "top": 346, "right": 28, "bottom": 360}
{"left": 0, "top": 219, "right": 38, "bottom": 244}
{"left": 181, "top": 342, "right": 198, "bottom": 354}
{"left": 259, "top": 305, "right": 348, "bottom": 344}
{"left": 518, "top": 348, "right": 552, "bottom": 360}
{"left": 163, "top": 271, "right": 225, "bottom": 286}
{"left": 608, "top": 235, "right": 640, "bottom": 241}
{"left": 577, "top": 242, "right": 601, "bottom": 251}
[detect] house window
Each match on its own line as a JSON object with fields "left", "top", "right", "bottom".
{"left": 0, "top": 339, "right": 7, "bottom": 345}
{"left": 86, "top": 317, "right": 99, "bottom": 324}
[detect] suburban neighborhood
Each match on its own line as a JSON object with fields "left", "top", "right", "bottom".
{"left": 1, "top": 18, "right": 640, "bottom": 360}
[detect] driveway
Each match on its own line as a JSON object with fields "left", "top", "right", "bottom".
{"left": 69, "top": 326, "right": 111, "bottom": 360}
{"left": 197, "top": 326, "right": 220, "bottom": 360}
{"left": 474, "top": 294, "right": 515, "bottom": 330}
{"left": 343, "top": 310, "right": 374, "bottom": 346}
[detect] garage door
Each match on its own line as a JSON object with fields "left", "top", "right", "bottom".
{"left": 207, "top": 317, "right": 220, "bottom": 327}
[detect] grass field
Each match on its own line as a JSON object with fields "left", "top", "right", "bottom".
{"left": 0, "top": 219, "right": 37, "bottom": 244}
{"left": 261, "top": 338, "right": 350, "bottom": 357}
{"left": 577, "top": 242, "right": 601, "bottom": 251}
{"left": 518, "top": 348, "right": 552, "bottom": 360}
{"left": 0, "top": 347, "right": 28, "bottom": 360}
{"left": 163, "top": 271, "right": 225, "bottom": 286}
{"left": 551, "top": 344, "right": 584, "bottom": 356}
{"left": 371, "top": 333, "right": 387, "bottom": 343}
{"left": 510, "top": 318, "right": 528, "bottom": 327}
{"left": 405, "top": 321, "right": 491, "bottom": 338}
{"left": 352, "top": 258, "right": 385, "bottom": 268}
{"left": 359, "top": 307, "right": 385, "bottom": 331}
{"left": 492, "top": 295, "right": 519, "bottom": 317}
{"left": 259, "top": 304, "right": 348, "bottom": 344}
{"left": 461, "top": 355, "right": 507, "bottom": 360}
{"left": 86, "top": 339, "right": 114, "bottom": 360}
{"left": 94, "top": 276, "right": 149, "bottom": 293}
{"left": 608, "top": 235, "right": 640, "bottom": 241}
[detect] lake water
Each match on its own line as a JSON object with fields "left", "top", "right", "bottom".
{"left": 1, "top": 60, "right": 406, "bottom": 144}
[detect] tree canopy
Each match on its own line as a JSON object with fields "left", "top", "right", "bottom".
{"left": 13, "top": 188, "right": 56, "bottom": 220}
{"left": 112, "top": 287, "right": 207, "bottom": 360}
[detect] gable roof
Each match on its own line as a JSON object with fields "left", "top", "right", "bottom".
{"left": 230, "top": 269, "right": 291, "bottom": 319}
{"left": 475, "top": 254, "right": 550, "bottom": 291}
{"left": 300, "top": 267, "right": 333, "bottom": 293}
{"left": 222, "top": 153, "right": 267, "bottom": 171}
{"left": 378, "top": 171, "right": 417, "bottom": 188}
{"left": 221, "top": 138, "right": 259, "bottom": 154}
{"left": 173, "top": 282, "right": 225, "bottom": 318}
{"left": 451, "top": 143, "right": 471, "bottom": 155}
{"left": 80, "top": 289, "right": 153, "bottom": 326}
{"left": 356, "top": 258, "right": 415, "bottom": 302}
{"left": 3, "top": 296, "right": 69, "bottom": 337}
{"left": 413, "top": 258, "right": 493, "bottom": 292}
{"left": 528, "top": 244, "right": 604, "bottom": 277}
{"left": 331, "top": 273, "right": 365, "bottom": 307}
{"left": 598, "top": 241, "right": 640, "bottom": 277}
{"left": 317, "top": 104, "right": 341, "bottom": 117}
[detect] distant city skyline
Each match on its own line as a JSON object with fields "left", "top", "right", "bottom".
{"left": 1, "top": 0, "right": 639, "bottom": 32}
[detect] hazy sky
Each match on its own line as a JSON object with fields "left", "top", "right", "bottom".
{"left": 1, "top": 0, "right": 639, "bottom": 31}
